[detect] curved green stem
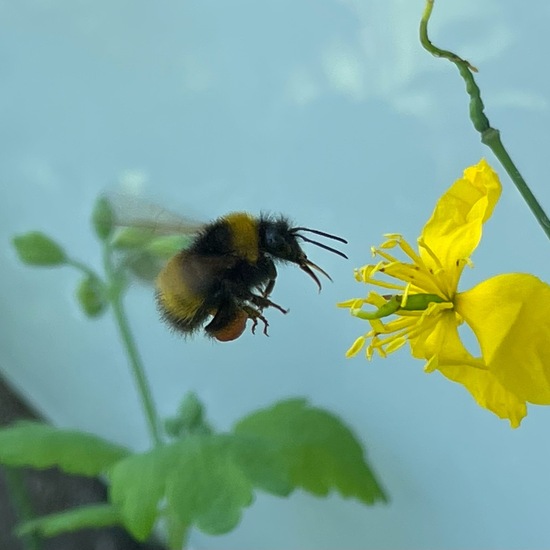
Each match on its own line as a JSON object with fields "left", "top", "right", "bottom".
{"left": 66, "top": 258, "right": 101, "bottom": 281}
{"left": 419, "top": 0, "right": 550, "bottom": 241}
{"left": 102, "top": 246, "right": 163, "bottom": 447}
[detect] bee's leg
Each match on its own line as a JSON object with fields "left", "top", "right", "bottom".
{"left": 261, "top": 260, "right": 277, "bottom": 298}
{"left": 249, "top": 293, "right": 288, "bottom": 315}
{"left": 242, "top": 305, "right": 270, "bottom": 336}
{"left": 253, "top": 257, "right": 277, "bottom": 299}
{"left": 251, "top": 259, "right": 287, "bottom": 313}
{"left": 261, "top": 277, "right": 276, "bottom": 299}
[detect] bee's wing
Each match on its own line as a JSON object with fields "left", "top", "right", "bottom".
{"left": 107, "top": 192, "right": 206, "bottom": 236}
{"left": 105, "top": 193, "right": 205, "bottom": 284}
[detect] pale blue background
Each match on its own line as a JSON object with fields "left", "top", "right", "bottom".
{"left": 2, "top": 1, "right": 550, "bottom": 549}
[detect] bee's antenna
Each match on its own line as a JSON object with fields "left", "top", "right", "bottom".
{"left": 295, "top": 235, "right": 348, "bottom": 259}
{"left": 291, "top": 227, "right": 348, "bottom": 244}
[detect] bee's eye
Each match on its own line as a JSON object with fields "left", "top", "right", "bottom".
{"left": 265, "top": 229, "right": 283, "bottom": 247}
{"left": 263, "top": 227, "right": 290, "bottom": 255}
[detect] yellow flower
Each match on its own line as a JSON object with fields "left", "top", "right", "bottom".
{"left": 339, "top": 159, "right": 550, "bottom": 427}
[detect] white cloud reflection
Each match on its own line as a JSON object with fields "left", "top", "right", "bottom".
{"left": 284, "top": 0, "right": 546, "bottom": 118}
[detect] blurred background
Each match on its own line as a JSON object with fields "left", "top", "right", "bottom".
{"left": 2, "top": 0, "right": 550, "bottom": 548}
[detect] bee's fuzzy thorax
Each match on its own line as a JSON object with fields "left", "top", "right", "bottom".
{"left": 189, "top": 212, "right": 259, "bottom": 263}
{"left": 221, "top": 212, "right": 259, "bottom": 263}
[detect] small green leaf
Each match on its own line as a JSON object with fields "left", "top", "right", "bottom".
{"left": 234, "top": 398, "right": 388, "bottom": 505}
{"left": 175, "top": 392, "right": 204, "bottom": 429}
{"left": 76, "top": 275, "right": 108, "bottom": 317}
{"left": 165, "top": 392, "right": 212, "bottom": 438}
{"left": 111, "top": 229, "right": 190, "bottom": 259}
{"left": 91, "top": 196, "right": 115, "bottom": 240}
{"left": 12, "top": 232, "right": 67, "bottom": 266}
{"left": 145, "top": 235, "right": 190, "bottom": 258}
{"left": 111, "top": 227, "right": 155, "bottom": 250}
{"left": 109, "top": 434, "right": 291, "bottom": 539}
{"left": 17, "top": 504, "right": 121, "bottom": 538}
{"left": 0, "top": 422, "right": 130, "bottom": 476}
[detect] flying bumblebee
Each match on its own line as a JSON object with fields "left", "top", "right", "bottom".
{"left": 112, "top": 201, "right": 347, "bottom": 341}
{"left": 154, "top": 212, "right": 347, "bottom": 341}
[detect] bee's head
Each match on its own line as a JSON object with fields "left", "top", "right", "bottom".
{"left": 259, "top": 217, "right": 348, "bottom": 291}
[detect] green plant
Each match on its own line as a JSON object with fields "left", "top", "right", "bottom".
{"left": 4, "top": 196, "right": 387, "bottom": 549}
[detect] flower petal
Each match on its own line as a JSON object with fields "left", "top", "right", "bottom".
{"left": 437, "top": 363, "right": 527, "bottom": 428}
{"left": 408, "top": 306, "right": 484, "bottom": 369}
{"left": 456, "top": 273, "right": 550, "bottom": 404}
{"left": 420, "top": 159, "right": 501, "bottom": 274}
{"left": 407, "top": 307, "right": 527, "bottom": 426}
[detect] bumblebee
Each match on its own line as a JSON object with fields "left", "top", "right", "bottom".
{"left": 155, "top": 212, "right": 347, "bottom": 341}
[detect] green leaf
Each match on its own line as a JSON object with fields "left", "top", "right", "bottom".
{"left": 109, "top": 433, "right": 291, "bottom": 539}
{"left": 111, "top": 229, "right": 189, "bottom": 259}
{"left": 234, "top": 398, "right": 388, "bottom": 505}
{"left": 145, "top": 235, "right": 190, "bottom": 258}
{"left": 109, "top": 442, "right": 174, "bottom": 540}
{"left": 12, "top": 232, "right": 67, "bottom": 266}
{"left": 111, "top": 227, "right": 155, "bottom": 250}
{"left": 91, "top": 196, "right": 115, "bottom": 240}
{"left": 166, "top": 437, "right": 253, "bottom": 535}
{"left": 76, "top": 275, "right": 108, "bottom": 317}
{"left": 17, "top": 504, "right": 121, "bottom": 538}
{"left": 0, "top": 422, "right": 130, "bottom": 476}
{"left": 228, "top": 435, "right": 292, "bottom": 497}
{"left": 165, "top": 392, "right": 212, "bottom": 438}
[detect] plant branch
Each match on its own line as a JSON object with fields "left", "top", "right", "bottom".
{"left": 102, "top": 245, "right": 163, "bottom": 447}
{"left": 419, "top": 0, "right": 550, "bottom": 240}
{"left": 3, "top": 467, "right": 41, "bottom": 550}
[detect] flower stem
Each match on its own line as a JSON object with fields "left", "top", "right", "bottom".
{"left": 482, "top": 129, "right": 550, "bottom": 235}
{"left": 66, "top": 258, "right": 102, "bottom": 281}
{"left": 103, "top": 246, "right": 163, "bottom": 447}
{"left": 3, "top": 467, "right": 41, "bottom": 550}
{"left": 419, "top": 0, "right": 550, "bottom": 241}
